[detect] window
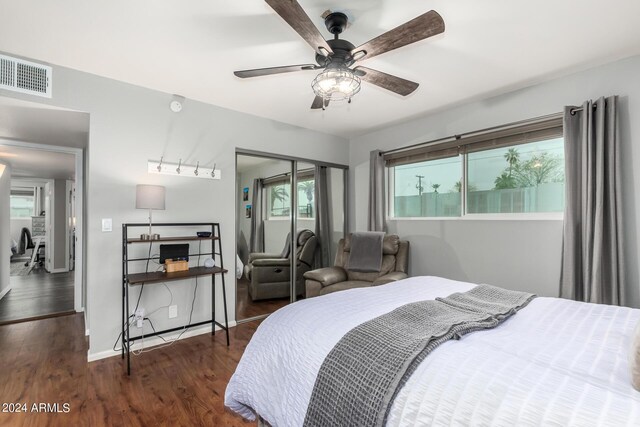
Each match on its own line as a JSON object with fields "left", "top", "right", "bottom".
{"left": 267, "top": 178, "right": 315, "bottom": 219}
{"left": 387, "top": 116, "right": 564, "bottom": 218}
{"left": 467, "top": 138, "right": 564, "bottom": 214}
{"left": 392, "top": 157, "right": 461, "bottom": 217}
{"left": 268, "top": 183, "right": 290, "bottom": 217}
{"left": 10, "top": 189, "right": 35, "bottom": 218}
{"left": 297, "top": 178, "right": 315, "bottom": 218}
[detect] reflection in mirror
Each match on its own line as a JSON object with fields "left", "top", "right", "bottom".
{"left": 327, "top": 167, "right": 345, "bottom": 267}
{"left": 292, "top": 162, "right": 317, "bottom": 303}
{"left": 236, "top": 154, "right": 292, "bottom": 321}
{"left": 307, "top": 165, "right": 346, "bottom": 270}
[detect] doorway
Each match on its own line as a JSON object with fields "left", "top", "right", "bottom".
{"left": 235, "top": 150, "right": 348, "bottom": 323}
{"left": 0, "top": 97, "right": 87, "bottom": 325}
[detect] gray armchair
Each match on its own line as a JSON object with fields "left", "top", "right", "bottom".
{"left": 245, "top": 229, "right": 317, "bottom": 301}
{"left": 304, "top": 234, "right": 409, "bottom": 298}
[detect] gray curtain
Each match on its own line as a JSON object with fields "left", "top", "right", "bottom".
{"left": 249, "top": 178, "right": 264, "bottom": 253}
{"left": 314, "top": 165, "right": 332, "bottom": 267}
{"left": 560, "top": 96, "right": 625, "bottom": 305}
{"left": 368, "top": 150, "right": 386, "bottom": 232}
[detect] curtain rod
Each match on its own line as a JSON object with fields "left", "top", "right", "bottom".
{"left": 569, "top": 103, "right": 597, "bottom": 116}
{"left": 262, "top": 167, "right": 315, "bottom": 182}
{"left": 382, "top": 112, "right": 563, "bottom": 156}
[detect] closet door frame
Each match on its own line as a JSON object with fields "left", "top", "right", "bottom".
{"left": 235, "top": 149, "right": 349, "bottom": 325}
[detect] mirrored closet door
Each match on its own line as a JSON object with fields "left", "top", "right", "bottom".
{"left": 236, "top": 154, "right": 293, "bottom": 321}
{"left": 236, "top": 152, "right": 348, "bottom": 322}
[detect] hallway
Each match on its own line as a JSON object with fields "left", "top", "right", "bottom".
{"left": 0, "top": 270, "right": 74, "bottom": 324}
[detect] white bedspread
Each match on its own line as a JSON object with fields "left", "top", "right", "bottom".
{"left": 225, "top": 276, "right": 640, "bottom": 426}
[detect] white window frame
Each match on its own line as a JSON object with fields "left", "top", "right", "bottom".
{"left": 387, "top": 142, "right": 565, "bottom": 221}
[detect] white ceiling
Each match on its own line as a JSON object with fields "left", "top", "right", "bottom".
{"left": 0, "top": 97, "right": 89, "bottom": 148}
{"left": 1, "top": 1, "right": 639, "bottom": 137}
{"left": 0, "top": 145, "right": 75, "bottom": 180}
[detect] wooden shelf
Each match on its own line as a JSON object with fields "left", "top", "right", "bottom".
{"left": 127, "top": 236, "right": 219, "bottom": 244}
{"left": 127, "top": 266, "right": 227, "bottom": 285}
{"left": 122, "top": 222, "right": 229, "bottom": 375}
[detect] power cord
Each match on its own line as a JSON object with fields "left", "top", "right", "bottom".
{"left": 131, "top": 240, "right": 203, "bottom": 355}
{"left": 113, "top": 240, "right": 154, "bottom": 351}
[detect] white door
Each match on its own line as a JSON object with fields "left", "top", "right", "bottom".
{"left": 44, "top": 181, "right": 53, "bottom": 272}
{"left": 67, "top": 180, "right": 75, "bottom": 271}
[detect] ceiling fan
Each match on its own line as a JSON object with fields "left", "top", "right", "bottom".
{"left": 234, "top": 0, "right": 445, "bottom": 110}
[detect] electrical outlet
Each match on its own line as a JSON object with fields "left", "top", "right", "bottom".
{"left": 135, "top": 307, "right": 145, "bottom": 328}
{"left": 169, "top": 305, "right": 178, "bottom": 319}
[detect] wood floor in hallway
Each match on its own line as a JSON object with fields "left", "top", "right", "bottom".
{"left": 0, "top": 268, "right": 74, "bottom": 324}
{"left": 0, "top": 313, "right": 259, "bottom": 427}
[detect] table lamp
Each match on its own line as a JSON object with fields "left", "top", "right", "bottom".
{"left": 136, "top": 184, "right": 165, "bottom": 240}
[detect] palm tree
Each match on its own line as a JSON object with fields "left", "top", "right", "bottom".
{"left": 298, "top": 180, "right": 315, "bottom": 217}
{"left": 494, "top": 171, "right": 517, "bottom": 189}
{"left": 504, "top": 148, "right": 520, "bottom": 176}
{"left": 431, "top": 183, "right": 440, "bottom": 194}
{"left": 270, "top": 185, "right": 289, "bottom": 215}
{"left": 298, "top": 180, "right": 315, "bottom": 203}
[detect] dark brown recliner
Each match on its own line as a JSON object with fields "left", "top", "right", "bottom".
{"left": 245, "top": 230, "right": 317, "bottom": 301}
{"left": 304, "top": 234, "right": 409, "bottom": 298}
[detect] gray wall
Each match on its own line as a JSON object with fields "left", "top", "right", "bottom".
{"left": 53, "top": 179, "right": 67, "bottom": 270}
{"left": 0, "top": 162, "right": 11, "bottom": 298}
{"left": 350, "top": 54, "right": 640, "bottom": 307}
{"left": 0, "top": 51, "right": 349, "bottom": 358}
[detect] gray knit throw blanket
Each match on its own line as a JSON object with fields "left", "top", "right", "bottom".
{"left": 303, "top": 285, "right": 536, "bottom": 427}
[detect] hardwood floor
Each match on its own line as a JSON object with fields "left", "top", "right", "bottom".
{"left": 0, "top": 268, "right": 74, "bottom": 324}
{"left": 0, "top": 313, "right": 259, "bottom": 427}
{"left": 236, "top": 278, "right": 289, "bottom": 320}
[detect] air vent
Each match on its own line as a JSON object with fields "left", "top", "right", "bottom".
{"left": 0, "top": 54, "right": 52, "bottom": 98}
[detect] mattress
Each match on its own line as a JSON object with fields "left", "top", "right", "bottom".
{"left": 225, "top": 276, "right": 640, "bottom": 426}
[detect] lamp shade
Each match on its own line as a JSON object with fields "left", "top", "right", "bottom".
{"left": 136, "top": 185, "right": 165, "bottom": 210}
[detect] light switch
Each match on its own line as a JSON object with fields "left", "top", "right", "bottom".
{"left": 101, "top": 218, "right": 113, "bottom": 232}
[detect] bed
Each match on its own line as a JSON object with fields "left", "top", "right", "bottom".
{"left": 225, "top": 276, "right": 640, "bottom": 426}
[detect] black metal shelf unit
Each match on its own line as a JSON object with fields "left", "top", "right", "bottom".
{"left": 121, "top": 222, "right": 229, "bottom": 375}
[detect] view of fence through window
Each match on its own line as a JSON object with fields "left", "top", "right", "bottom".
{"left": 268, "top": 179, "right": 315, "bottom": 218}
{"left": 467, "top": 138, "right": 564, "bottom": 213}
{"left": 392, "top": 137, "right": 565, "bottom": 217}
{"left": 393, "top": 157, "right": 462, "bottom": 217}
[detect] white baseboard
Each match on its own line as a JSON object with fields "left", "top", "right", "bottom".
{"left": 0, "top": 285, "right": 11, "bottom": 301}
{"left": 50, "top": 268, "right": 69, "bottom": 274}
{"left": 87, "top": 321, "right": 237, "bottom": 362}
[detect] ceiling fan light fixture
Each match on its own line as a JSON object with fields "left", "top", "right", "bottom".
{"left": 311, "top": 67, "right": 361, "bottom": 102}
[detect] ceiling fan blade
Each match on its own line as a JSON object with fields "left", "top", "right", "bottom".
{"left": 234, "top": 64, "right": 318, "bottom": 78}
{"left": 352, "top": 10, "right": 444, "bottom": 61}
{"left": 354, "top": 66, "right": 419, "bottom": 96}
{"left": 311, "top": 96, "right": 329, "bottom": 110}
{"left": 265, "top": 0, "right": 334, "bottom": 56}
